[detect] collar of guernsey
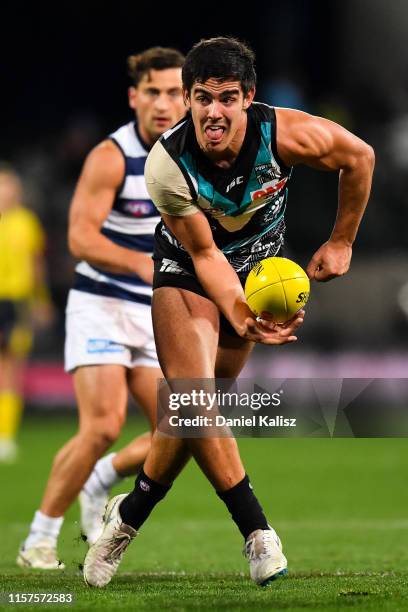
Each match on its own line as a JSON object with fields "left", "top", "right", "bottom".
{"left": 73, "top": 120, "right": 159, "bottom": 304}
{"left": 157, "top": 102, "right": 293, "bottom": 254}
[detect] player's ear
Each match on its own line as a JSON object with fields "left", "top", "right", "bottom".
{"left": 183, "top": 88, "right": 191, "bottom": 109}
{"left": 243, "top": 87, "right": 256, "bottom": 110}
{"left": 128, "top": 87, "right": 138, "bottom": 110}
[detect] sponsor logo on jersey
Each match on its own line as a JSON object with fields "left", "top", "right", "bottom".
{"left": 254, "top": 162, "right": 281, "bottom": 185}
{"left": 226, "top": 176, "right": 244, "bottom": 193}
{"left": 250, "top": 177, "right": 288, "bottom": 203}
{"left": 261, "top": 195, "right": 285, "bottom": 222}
{"left": 123, "top": 201, "right": 155, "bottom": 217}
{"left": 159, "top": 258, "right": 190, "bottom": 275}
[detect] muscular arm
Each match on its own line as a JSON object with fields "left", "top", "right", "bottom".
{"left": 276, "top": 108, "right": 375, "bottom": 281}
{"left": 68, "top": 140, "right": 153, "bottom": 283}
{"left": 161, "top": 211, "right": 303, "bottom": 345}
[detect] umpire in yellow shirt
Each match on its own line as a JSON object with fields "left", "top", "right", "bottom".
{"left": 0, "top": 163, "right": 53, "bottom": 461}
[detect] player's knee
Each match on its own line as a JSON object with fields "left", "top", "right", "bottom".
{"left": 96, "top": 419, "right": 123, "bottom": 446}
{"left": 82, "top": 417, "right": 123, "bottom": 449}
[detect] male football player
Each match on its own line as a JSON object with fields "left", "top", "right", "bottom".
{"left": 18, "top": 47, "right": 186, "bottom": 569}
{"left": 84, "top": 37, "right": 374, "bottom": 588}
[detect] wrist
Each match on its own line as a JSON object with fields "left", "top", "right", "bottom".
{"left": 228, "top": 300, "right": 254, "bottom": 336}
{"left": 130, "top": 251, "right": 150, "bottom": 272}
{"left": 328, "top": 235, "right": 353, "bottom": 248}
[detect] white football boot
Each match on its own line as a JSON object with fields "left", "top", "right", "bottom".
{"left": 244, "top": 527, "right": 288, "bottom": 586}
{"left": 79, "top": 489, "right": 108, "bottom": 546}
{"left": 83, "top": 494, "right": 137, "bottom": 588}
{"left": 16, "top": 538, "right": 65, "bottom": 570}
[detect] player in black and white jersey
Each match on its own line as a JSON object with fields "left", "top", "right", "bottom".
{"left": 17, "top": 47, "right": 186, "bottom": 570}
{"left": 84, "top": 37, "right": 374, "bottom": 588}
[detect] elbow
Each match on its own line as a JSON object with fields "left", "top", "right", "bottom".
{"left": 362, "top": 143, "right": 375, "bottom": 170}
{"left": 68, "top": 228, "right": 85, "bottom": 259}
{"left": 190, "top": 245, "right": 223, "bottom": 266}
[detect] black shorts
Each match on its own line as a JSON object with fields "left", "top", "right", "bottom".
{"left": 152, "top": 222, "right": 284, "bottom": 336}
{"left": 0, "top": 300, "right": 30, "bottom": 351}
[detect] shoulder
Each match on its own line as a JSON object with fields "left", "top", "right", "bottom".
{"left": 15, "top": 206, "right": 41, "bottom": 227}
{"left": 159, "top": 116, "right": 191, "bottom": 154}
{"left": 81, "top": 139, "right": 125, "bottom": 188}
{"left": 275, "top": 107, "right": 330, "bottom": 139}
{"left": 145, "top": 141, "right": 196, "bottom": 214}
{"left": 16, "top": 207, "right": 45, "bottom": 245}
{"left": 110, "top": 121, "right": 148, "bottom": 158}
{"left": 145, "top": 139, "right": 185, "bottom": 184}
{"left": 145, "top": 140, "right": 189, "bottom": 191}
{"left": 250, "top": 101, "right": 276, "bottom": 123}
{"left": 275, "top": 107, "right": 334, "bottom": 164}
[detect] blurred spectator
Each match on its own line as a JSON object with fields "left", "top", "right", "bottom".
{"left": 0, "top": 164, "right": 55, "bottom": 461}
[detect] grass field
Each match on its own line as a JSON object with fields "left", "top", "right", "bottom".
{"left": 1, "top": 415, "right": 407, "bottom": 611}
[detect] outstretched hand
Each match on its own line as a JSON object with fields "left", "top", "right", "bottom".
{"left": 306, "top": 241, "right": 352, "bottom": 282}
{"left": 241, "top": 310, "right": 305, "bottom": 345}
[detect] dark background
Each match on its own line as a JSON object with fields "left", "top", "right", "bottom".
{"left": 2, "top": 0, "right": 408, "bottom": 361}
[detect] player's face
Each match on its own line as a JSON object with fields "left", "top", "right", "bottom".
{"left": 185, "top": 79, "right": 255, "bottom": 157}
{"left": 128, "top": 68, "right": 185, "bottom": 146}
{"left": 0, "top": 172, "right": 23, "bottom": 213}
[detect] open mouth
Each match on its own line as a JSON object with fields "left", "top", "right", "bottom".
{"left": 205, "top": 126, "right": 226, "bottom": 143}
{"left": 153, "top": 117, "right": 171, "bottom": 126}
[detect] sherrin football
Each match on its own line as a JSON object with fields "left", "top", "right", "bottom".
{"left": 244, "top": 257, "right": 310, "bottom": 323}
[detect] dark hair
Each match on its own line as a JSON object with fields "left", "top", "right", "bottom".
{"left": 182, "top": 37, "right": 256, "bottom": 95}
{"left": 127, "top": 47, "right": 185, "bottom": 87}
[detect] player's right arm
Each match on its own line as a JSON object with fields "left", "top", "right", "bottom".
{"left": 68, "top": 140, "right": 153, "bottom": 284}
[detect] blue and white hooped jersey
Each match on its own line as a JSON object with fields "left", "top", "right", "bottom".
{"left": 73, "top": 121, "right": 159, "bottom": 304}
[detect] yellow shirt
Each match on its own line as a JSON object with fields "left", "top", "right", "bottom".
{"left": 0, "top": 205, "right": 45, "bottom": 300}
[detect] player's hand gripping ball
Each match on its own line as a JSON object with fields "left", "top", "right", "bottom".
{"left": 245, "top": 257, "right": 310, "bottom": 323}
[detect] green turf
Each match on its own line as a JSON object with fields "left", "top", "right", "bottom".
{"left": 1, "top": 415, "right": 407, "bottom": 611}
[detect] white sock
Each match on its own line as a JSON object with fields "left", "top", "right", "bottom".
{"left": 24, "top": 511, "right": 64, "bottom": 548}
{"left": 82, "top": 453, "right": 121, "bottom": 496}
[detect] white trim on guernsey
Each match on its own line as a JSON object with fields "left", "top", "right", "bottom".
{"left": 102, "top": 210, "right": 159, "bottom": 235}
{"left": 187, "top": 171, "right": 198, "bottom": 193}
{"left": 120, "top": 175, "right": 150, "bottom": 200}
{"left": 162, "top": 120, "right": 187, "bottom": 140}
{"left": 110, "top": 122, "right": 147, "bottom": 157}
{"left": 75, "top": 262, "right": 153, "bottom": 296}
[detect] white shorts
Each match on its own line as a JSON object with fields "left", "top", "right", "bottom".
{"left": 64, "top": 290, "right": 159, "bottom": 372}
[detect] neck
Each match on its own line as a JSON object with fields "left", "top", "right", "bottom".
{"left": 136, "top": 122, "right": 155, "bottom": 149}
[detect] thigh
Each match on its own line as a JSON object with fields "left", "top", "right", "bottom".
{"left": 152, "top": 287, "right": 220, "bottom": 378}
{"left": 127, "top": 365, "right": 161, "bottom": 430}
{"left": 73, "top": 364, "right": 129, "bottom": 428}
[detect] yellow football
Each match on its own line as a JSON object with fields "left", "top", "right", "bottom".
{"left": 244, "top": 257, "right": 310, "bottom": 323}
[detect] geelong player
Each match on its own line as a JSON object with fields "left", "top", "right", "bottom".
{"left": 17, "top": 47, "right": 186, "bottom": 569}
{"left": 83, "top": 37, "right": 374, "bottom": 587}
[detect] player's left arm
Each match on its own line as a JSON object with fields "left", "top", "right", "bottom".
{"left": 161, "top": 211, "right": 304, "bottom": 345}
{"left": 276, "top": 108, "right": 375, "bottom": 282}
